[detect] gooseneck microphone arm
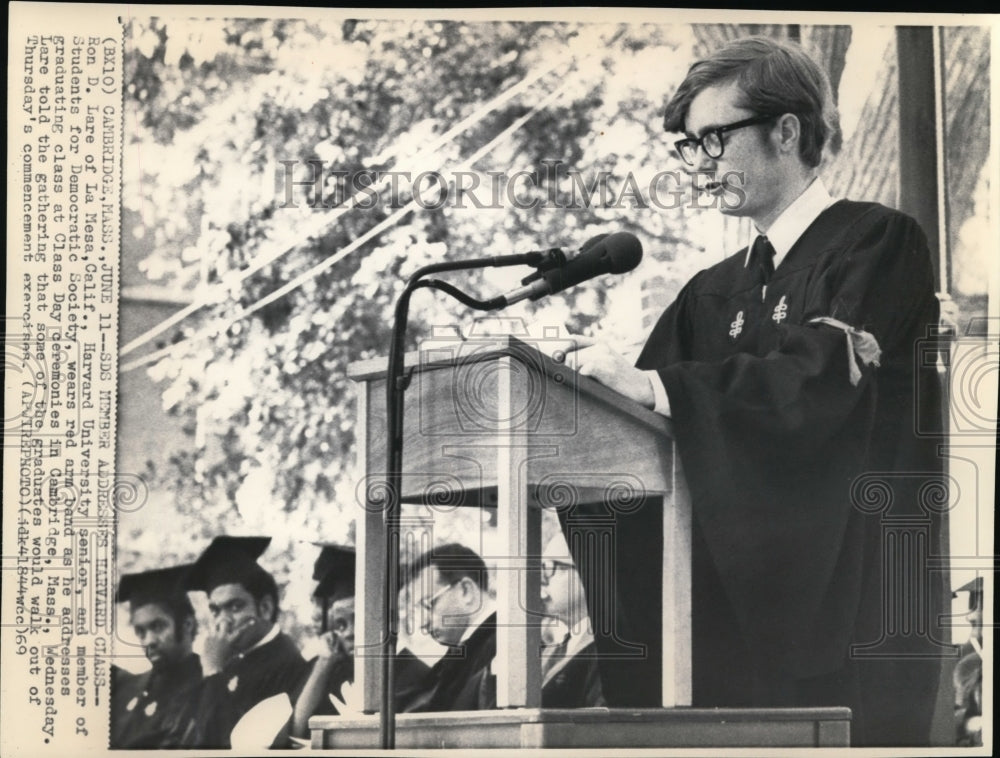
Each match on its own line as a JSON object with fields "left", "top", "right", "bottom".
{"left": 378, "top": 233, "right": 641, "bottom": 748}
{"left": 380, "top": 255, "right": 544, "bottom": 749}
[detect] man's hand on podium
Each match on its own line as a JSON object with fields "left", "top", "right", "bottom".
{"left": 565, "top": 338, "right": 656, "bottom": 409}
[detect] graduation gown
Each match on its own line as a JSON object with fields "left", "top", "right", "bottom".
{"left": 110, "top": 654, "right": 202, "bottom": 749}
{"left": 402, "top": 614, "right": 497, "bottom": 712}
{"left": 622, "top": 200, "right": 948, "bottom": 745}
{"left": 186, "top": 631, "right": 308, "bottom": 748}
{"left": 953, "top": 638, "right": 982, "bottom": 746}
{"left": 391, "top": 648, "right": 435, "bottom": 713}
{"left": 295, "top": 647, "right": 433, "bottom": 718}
{"left": 296, "top": 654, "right": 353, "bottom": 716}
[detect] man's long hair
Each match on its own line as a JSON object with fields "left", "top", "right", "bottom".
{"left": 130, "top": 594, "right": 198, "bottom": 641}
{"left": 663, "top": 35, "right": 841, "bottom": 168}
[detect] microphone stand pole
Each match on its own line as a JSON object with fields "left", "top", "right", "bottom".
{"left": 379, "top": 252, "right": 561, "bottom": 749}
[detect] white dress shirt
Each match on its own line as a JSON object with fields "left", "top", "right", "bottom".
{"left": 458, "top": 603, "right": 495, "bottom": 645}
{"left": 243, "top": 621, "right": 280, "bottom": 655}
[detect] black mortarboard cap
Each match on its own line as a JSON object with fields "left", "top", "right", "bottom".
{"left": 312, "top": 543, "right": 355, "bottom": 602}
{"left": 116, "top": 564, "right": 194, "bottom": 611}
{"left": 953, "top": 576, "right": 984, "bottom": 611}
{"left": 185, "top": 536, "right": 272, "bottom": 593}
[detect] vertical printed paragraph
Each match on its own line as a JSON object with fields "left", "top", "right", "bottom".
{"left": 6, "top": 20, "right": 121, "bottom": 753}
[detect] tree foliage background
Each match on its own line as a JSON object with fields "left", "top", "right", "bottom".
{"left": 120, "top": 15, "right": 986, "bottom": 653}
{"left": 118, "top": 16, "right": 717, "bottom": 647}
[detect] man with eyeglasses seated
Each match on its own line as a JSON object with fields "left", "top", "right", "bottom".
{"left": 565, "top": 35, "right": 947, "bottom": 746}
{"left": 400, "top": 542, "right": 497, "bottom": 712}
{"left": 183, "top": 536, "right": 309, "bottom": 748}
{"left": 540, "top": 534, "right": 605, "bottom": 708}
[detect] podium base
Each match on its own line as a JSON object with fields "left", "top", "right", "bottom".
{"left": 310, "top": 706, "right": 851, "bottom": 749}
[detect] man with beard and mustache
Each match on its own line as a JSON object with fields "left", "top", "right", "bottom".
{"left": 111, "top": 565, "right": 202, "bottom": 748}
{"left": 183, "top": 536, "right": 308, "bottom": 748}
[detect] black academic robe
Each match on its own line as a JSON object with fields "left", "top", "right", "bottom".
{"left": 402, "top": 614, "right": 497, "bottom": 712}
{"left": 295, "top": 655, "right": 353, "bottom": 717}
{"left": 296, "top": 647, "right": 433, "bottom": 718}
{"left": 391, "top": 648, "right": 436, "bottom": 713}
{"left": 110, "top": 654, "right": 202, "bottom": 749}
{"left": 186, "top": 631, "right": 308, "bottom": 749}
{"left": 615, "top": 200, "right": 948, "bottom": 746}
{"left": 542, "top": 638, "right": 605, "bottom": 708}
{"left": 953, "top": 639, "right": 982, "bottom": 746}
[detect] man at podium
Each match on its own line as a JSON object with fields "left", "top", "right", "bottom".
{"left": 568, "top": 36, "right": 947, "bottom": 746}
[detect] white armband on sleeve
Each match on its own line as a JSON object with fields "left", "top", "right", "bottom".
{"left": 644, "top": 370, "right": 672, "bottom": 417}
{"left": 808, "top": 316, "right": 882, "bottom": 386}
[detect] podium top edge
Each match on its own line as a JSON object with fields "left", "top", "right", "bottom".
{"left": 347, "top": 336, "right": 674, "bottom": 437}
{"left": 347, "top": 335, "right": 543, "bottom": 379}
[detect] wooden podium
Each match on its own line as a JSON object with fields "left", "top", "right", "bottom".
{"left": 322, "top": 334, "right": 850, "bottom": 748}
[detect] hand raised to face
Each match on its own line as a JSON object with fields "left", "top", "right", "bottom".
{"left": 202, "top": 615, "right": 259, "bottom": 673}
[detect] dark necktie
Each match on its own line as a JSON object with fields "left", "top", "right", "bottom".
{"left": 752, "top": 234, "right": 776, "bottom": 285}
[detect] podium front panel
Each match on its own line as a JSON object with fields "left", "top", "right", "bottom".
{"left": 349, "top": 337, "right": 691, "bottom": 712}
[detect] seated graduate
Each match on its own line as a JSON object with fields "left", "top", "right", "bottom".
{"left": 400, "top": 542, "right": 497, "bottom": 712}
{"left": 290, "top": 543, "right": 357, "bottom": 738}
{"left": 111, "top": 564, "right": 202, "bottom": 748}
{"left": 539, "top": 534, "right": 605, "bottom": 708}
{"left": 183, "top": 536, "right": 309, "bottom": 749}
{"left": 290, "top": 542, "right": 432, "bottom": 738}
{"left": 954, "top": 577, "right": 983, "bottom": 747}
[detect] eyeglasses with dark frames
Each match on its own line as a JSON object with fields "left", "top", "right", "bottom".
{"left": 330, "top": 615, "right": 353, "bottom": 634}
{"left": 418, "top": 580, "right": 460, "bottom": 611}
{"left": 674, "top": 114, "right": 779, "bottom": 166}
{"left": 541, "top": 559, "right": 574, "bottom": 582}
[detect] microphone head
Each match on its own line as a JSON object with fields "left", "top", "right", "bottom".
{"left": 530, "top": 231, "right": 643, "bottom": 301}
{"left": 598, "top": 231, "right": 643, "bottom": 274}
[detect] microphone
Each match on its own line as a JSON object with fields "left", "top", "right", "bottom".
{"left": 499, "top": 232, "right": 642, "bottom": 306}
